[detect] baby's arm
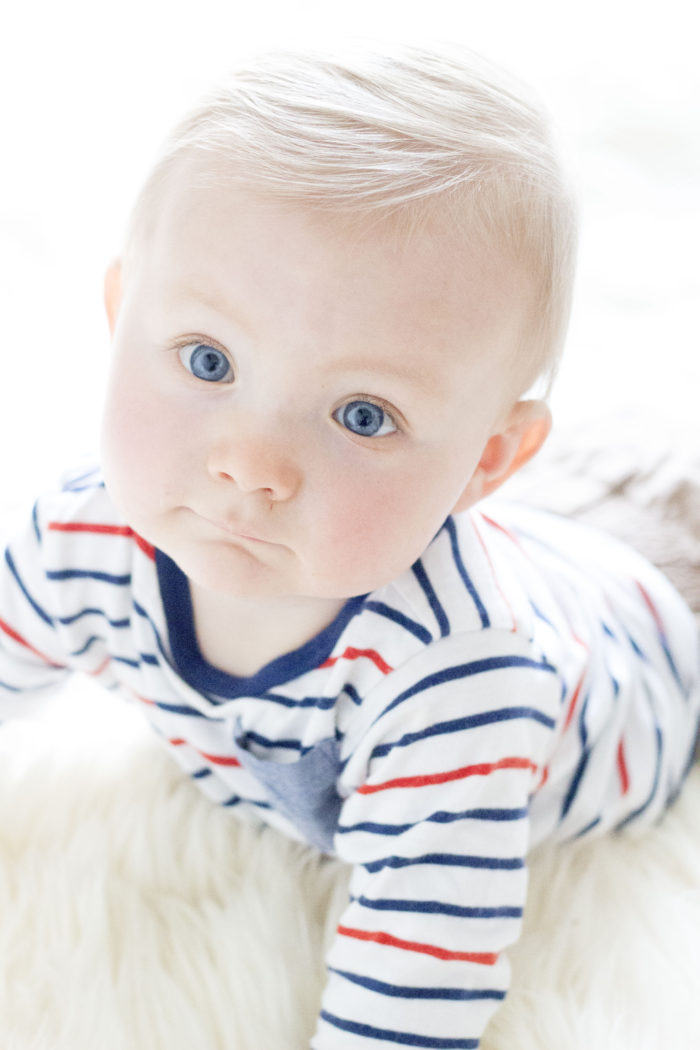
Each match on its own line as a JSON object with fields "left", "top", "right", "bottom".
{"left": 0, "top": 498, "right": 75, "bottom": 716}
{"left": 314, "top": 632, "right": 560, "bottom": 1049}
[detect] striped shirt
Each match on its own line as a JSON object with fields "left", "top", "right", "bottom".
{"left": 2, "top": 466, "right": 699, "bottom": 1050}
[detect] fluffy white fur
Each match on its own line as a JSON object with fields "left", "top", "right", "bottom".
{"left": 0, "top": 676, "right": 698, "bottom": 1050}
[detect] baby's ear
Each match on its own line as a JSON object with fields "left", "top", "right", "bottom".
{"left": 104, "top": 260, "right": 123, "bottom": 335}
{"left": 453, "top": 400, "right": 552, "bottom": 513}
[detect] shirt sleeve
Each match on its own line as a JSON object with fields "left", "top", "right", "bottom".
{"left": 0, "top": 499, "right": 73, "bottom": 717}
{"left": 313, "top": 630, "right": 561, "bottom": 1050}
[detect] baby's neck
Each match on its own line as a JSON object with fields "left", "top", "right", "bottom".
{"left": 189, "top": 584, "right": 346, "bottom": 679}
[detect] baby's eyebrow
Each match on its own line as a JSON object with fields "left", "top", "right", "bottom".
{"left": 323, "top": 357, "right": 440, "bottom": 400}
{"left": 167, "top": 285, "right": 443, "bottom": 401}
{"left": 169, "top": 285, "right": 248, "bottom": 324}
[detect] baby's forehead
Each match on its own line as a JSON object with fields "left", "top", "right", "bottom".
{"left": 146, "top": 150, "right": 511, "bottom": 272}
{"left": 128, "top": 160, "right": 535, "bottom": 408}
{"left": 150, "top": 160, "right": 525, "bottom": 318}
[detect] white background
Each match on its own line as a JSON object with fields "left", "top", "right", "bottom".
{"left": 1, "top": 0, "right": 698, "bottom": 526}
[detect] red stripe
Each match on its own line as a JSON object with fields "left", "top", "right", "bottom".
{"left": 48, "top": 522, "right": 156, "bottom": 560}
{"left": 320, "top": 646, "right": 393, "bottom": 675}
{"left": 472, "top": 519, "right": 518, "bottom": 633}
{"left": 563, "top": 672, "right": 585, "bottom": 731}
{"left": 49, "top": 522, "right": 133, "bottom": 536}
{"left": 133, "top": 534, "right": 156, "bottom": 559}
{"left": 617, "top": 739, "right": 630, "bottom": 795}
{"left": 636, "top": 580, "right": 666, "bottom": 636}
{"left": 167, "top": 739, "right": 240, "bottom": 767}
{"left": 337, "top": 925, "right": 498, "bottom": 965}
{"left": 481, "top": 514, "right": 523, "bottom": 550}
{"left": 89, "top": 656, "right": 112, "bottom": 677}
{"left": 199, "top": 749, "right": 241, "bottom": 768}
{"left": 0, "top": 617, "right": 64, "bottom": 668}
{"left": 357, "top": 756, "right": 537, "bottom": 795}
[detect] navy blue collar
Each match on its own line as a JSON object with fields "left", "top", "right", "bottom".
{"left": 155, "top": 549, "right": 367, "bottom": 699}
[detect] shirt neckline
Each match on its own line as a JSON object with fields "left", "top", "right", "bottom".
{"left": 155, "top": 549, "right": 367, "bottom": 699}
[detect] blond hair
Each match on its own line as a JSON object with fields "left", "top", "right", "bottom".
{"left": 125, "top": 43, "right": 578, "bottom": 393}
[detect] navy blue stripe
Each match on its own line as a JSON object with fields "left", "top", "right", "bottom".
{"left": 253, "top": 692, "right": 307, "bottom": 710}
{"left": 320, "top": 1011, "right": 478, "bottom": 1048}
{"left": 61, "top": 468, "right": 103, "bottom": 491}
{"left": 0, "top": 678, "right": 24, "bottom": 693}
{"left": 328, "top": 967, "right": 506, "bottom": 1001}
{"left": 112, "top": 655, "right": 140, "bottom": 669}
{"left": 222, "top": 794, "right": 272, "bottom": 811}
{"left": 344, "top": 683, "right": 363, "bottom": 706}
{"left": 352, "top": 894, "right": 523, "bottom": 920}
{"left": 681, "top": 717, "right": 700, "bottom": 784}
{"left": 422, "top": 805, "right": 529, "bottom": 823}
{"left": 378, "top": 655, "right": 556, "bottom": 722}
{"left": 660, "top": 638, "right": 684, "bottom": 693}
{"left": 46, "top": 569, "right": 131, "bottom": 585}
{"left": 191, "top": 768, "right": 212, "bottom": 779}
{"left": 132, "top": 604, "right": 172, "bottom": 672}
{"left": 561, "top": 679, "right": 592, "bottom": 821}
{"left": 560, "top": 747, "right": 590, "bottom": 821}
{"left": 371, "top": 705, "right": 555, "bottom": 759}
{"left": 412, "top": 561, "right": 450, "bottom": 637}
{"left": 578, "top": 689, "right": 590, "bottom": 749}
{"left": 338, "top": 806, "right": 528, "bottom": 836}
{"left": 364, "top": 601, "right": 433, "bottom": 645}
{"left": 364, "top": 853, "right": 523, "bottom": 874}
{"left": 0, "top": 675, "right": 61, "bottom": 693}
{"left": 240, "top": 730, "right": 302, "bottom": 753}
{"left": 444, "top": 518, "right": 489, "bottom": 628}
{"left": 240, "top": 724, "right": 346, "bottom": 757}
{"left": 109, "top": 652, "right": 159, "bottom": 670}
{"left": 70, "top": 635, "right": 100, "bottom": 657}
{"left": 244, "top": 691, "right": 338, "bottom": 711}
{"left": 530, "top": 601, "right": 554, "bottom": 629}
{"left": 31, "top": 502, "right": 42, "bottom": 543}
{"left": 571, "top": 815, "right": 601, "bottom": 839}
{"left": 132, "top": 600, "right": 198, "bottom": 697}
{"left": 626, "top": 632, "right": 647, "bottom": 660}
{"left": 58, "top": 608, "right": 130, "bottom": 629}
{"left": 131, "top": 601, "right": 179, "bottom": 676}
{"left": 155, "top": 700, "right": 212, "bottom": 718}
{"left": 5, "top": 549, "right": 55, "bottom": 628}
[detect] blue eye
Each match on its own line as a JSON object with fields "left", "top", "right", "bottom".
{"left": 178, "top": 342, "right": 233, "bottom": 383}
{"left": 335, "top": 399, "right": 397, "bottom": 438}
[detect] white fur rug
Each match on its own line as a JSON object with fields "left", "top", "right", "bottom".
{"left": 1, "top": 680, "right": 699, "bottom": 1050}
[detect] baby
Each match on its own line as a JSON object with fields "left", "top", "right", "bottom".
{"left": 2, "top": 43, "right": 699, "bottom": 1050}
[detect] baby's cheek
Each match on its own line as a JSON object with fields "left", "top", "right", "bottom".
{"left": 315, "top": 474, "right": 418, "bottom": 590}
{"left": 101, "top": 379, "right": 170, "bottom": 512}
{"left": 321, "top": 457, "right": 461, "bottom": 592}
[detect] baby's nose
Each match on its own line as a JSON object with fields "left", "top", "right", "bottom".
{"left": 207, "top": 428, "right": 300, "bottom": 503}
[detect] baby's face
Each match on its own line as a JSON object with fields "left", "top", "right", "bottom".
{"left": 101, "top": 164, "right": 532, "bottom": 603}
